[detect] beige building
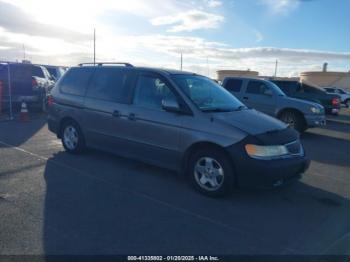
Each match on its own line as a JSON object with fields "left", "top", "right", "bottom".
{"left": 216, "top": 70, "right": 259, "bottom": 81}
{"left": 300, "top": 71, "right": 350, "bottom": 91}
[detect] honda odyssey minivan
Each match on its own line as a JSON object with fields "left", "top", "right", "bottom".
{"left": 48, "top": 63, "right": 310, "bottom": 197}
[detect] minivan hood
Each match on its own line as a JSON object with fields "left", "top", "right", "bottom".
{"left": 212, "top": 109, "right": 287, "bottom": 136}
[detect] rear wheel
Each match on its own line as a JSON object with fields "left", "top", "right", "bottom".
{"left": 61, "top": 121, "right": 86, "bottom": 154}
{"left": 279, "top": 111, "right": 306, "bottom": 133}
{"left": 188, "top": 148, "right": 234, "bottom": 197}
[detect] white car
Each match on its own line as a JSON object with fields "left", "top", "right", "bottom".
{"left": 324, "top": 87, "right": 350, "bottom": 108}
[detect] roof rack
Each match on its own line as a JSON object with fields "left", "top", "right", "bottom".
{"left": 78, "top": 62, "right": 134, "bottom": 67}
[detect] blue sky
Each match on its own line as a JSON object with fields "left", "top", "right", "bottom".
{"left": 0, "top": 0, "right": 349, "bottom": 77}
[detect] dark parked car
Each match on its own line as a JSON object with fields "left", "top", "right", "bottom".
{"left": 48, "top": 63, "right": 310, "bottom": 197}
{"left": 270, "top": 80, "right": 341, "bottom": 115}
{"left": 44, "top": 65, "right": 67, "bottom": 82}
{"left": 324, "top": 87, "right": 350, "bottom": 108}
{"left": 222, "top": 77, "right": 326, "bottom": 133}
{"left": 0, "top": 63, "right": 54, "bottom": 111}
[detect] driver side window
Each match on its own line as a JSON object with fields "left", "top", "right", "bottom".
{"left": 246, "top": 81, "right": 271, "bottom": 96}
{"left": 133, "top": 75, "right": 177, "bottom": 111}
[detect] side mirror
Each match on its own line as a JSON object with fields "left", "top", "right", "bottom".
{"left": 162, "top": 99, "right": 181, "bottom": 113}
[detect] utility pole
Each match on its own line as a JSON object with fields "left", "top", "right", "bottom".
{"left": 180, "top": 52, "right": 183, "bottom": 71}
{"left": 93, "top": 28, "right": 96, "bottom": 65}
{"left": 274, "top": 59, "right": 278, "bottom": 78}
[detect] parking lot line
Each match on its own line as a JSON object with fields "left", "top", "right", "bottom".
{"left": 0, "top": 139, "right": 276, "bottom": 249}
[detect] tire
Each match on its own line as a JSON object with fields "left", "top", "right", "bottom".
{"left": 188, "top": 148, "right": 234, "bottom": 197}
{"left": 41, "top": 94, "right": 48, "bottom": 113}
{"left": 61, "top": 120, "right": 86, "bottom": 154}
{"left": 279, "top": 111, "right": 306, "bottom": 133}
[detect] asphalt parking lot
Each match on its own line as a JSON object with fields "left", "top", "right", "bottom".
{"left": 0, "top": 110, "right": 350, "bottom": 255}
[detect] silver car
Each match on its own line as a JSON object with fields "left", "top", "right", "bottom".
{"left": 48, "top": 63, "right": 310, "bottom": 197}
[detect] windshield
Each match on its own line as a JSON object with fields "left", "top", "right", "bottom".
{"left": 268, "top": 81, "right": 286, "bottom": 96}
{"left": 172, "top": 75, "right": 246, "bottom": 112}
{"left": 302, "top": 83, "right": 325, "bottom": 94}
{"left": 47, "top": 68, "right": 57, "bottom": 78}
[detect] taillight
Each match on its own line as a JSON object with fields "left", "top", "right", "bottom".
{"left": 47, "top": 95, "right": 54, "bottom": 107}
{"left": 332, "top": 98, "right": 340, "bottom": 106}
{"left": 32, "top": 78, "right": 38, "bottom": 87}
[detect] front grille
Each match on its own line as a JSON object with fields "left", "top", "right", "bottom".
{"left": 286, "top": 140, "right": 303, "bottom": 156}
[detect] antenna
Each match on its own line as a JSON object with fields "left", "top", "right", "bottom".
{"left": 180, "top": 52, "right": 183, "bottom": 71}
{"left": 274, "top": 59, "right": 278, "bottom": 78}
{"left": 93, "top": 28, "right": 96, "bottom": 65}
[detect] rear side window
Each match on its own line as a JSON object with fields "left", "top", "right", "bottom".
{"left": 33, "top": 66, "right": 44, "bottom": 78}
{"left": 59, "top": 67, "right": 94, "bottom": 96}
{"left": 86, "top": 68, "right": 130, "bottom": 103}
{"left": 225, "top": 79, "right": 243, "bottom": 92}
{"left": 0, "top": 65, "right": 8, "bottom": 82}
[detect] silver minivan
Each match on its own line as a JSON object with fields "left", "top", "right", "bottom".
{"left": 48, "top": 63, "right": 310, "bottom": 197}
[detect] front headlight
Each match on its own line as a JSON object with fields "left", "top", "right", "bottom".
{"left": 310, "top": 107, "right": 322, "bottom": 114}
{"left": 245, "top": 144, "right": 289, "bottom": 160}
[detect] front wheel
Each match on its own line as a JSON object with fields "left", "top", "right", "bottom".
{"left": 61, "top": 121, "right": 86, "bottom": 154}
{"left": 279, "top": 111, "right": 306, "bottom": 133}
{"left": 188, "top": 149, "right": 234, "bottom": 197}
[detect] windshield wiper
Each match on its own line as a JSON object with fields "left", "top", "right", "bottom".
{"left": 202, "top": 106, "right": 247, "bottom": 113}
{"left": 202, "top": 107, "right": 235, "bottom": 113}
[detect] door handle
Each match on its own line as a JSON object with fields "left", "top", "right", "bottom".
{"left": 243, "top": 97, "right": 249, "bottom": 100}
{"left": 113, "top": 110, "right": 121, "bottom": 118}
{"left": 128, "top": 113, "right": 136, "bottom": 121}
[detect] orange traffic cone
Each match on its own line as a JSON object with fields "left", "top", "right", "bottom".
{"left": 19, "top": 102, "right": 29, "bottom": 122}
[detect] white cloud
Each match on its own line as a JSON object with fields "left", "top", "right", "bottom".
{"left": 261, "top": 0, "right": 300, "bottom": 14}
{"left": 206, "top": 0, "right": 222, "bottom": 8}
{"left": 0, "top": 0, "right": 188, "bottom": 33}
{"left": 150, "top": 10, "right": 224, "bottom": 32}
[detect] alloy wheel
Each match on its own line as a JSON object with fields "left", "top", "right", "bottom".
{"left": 194, "top": 157, "right": 225, "bottom": 191}
{"left": 63, "top": 126, "right": 79, "bottom": 150}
